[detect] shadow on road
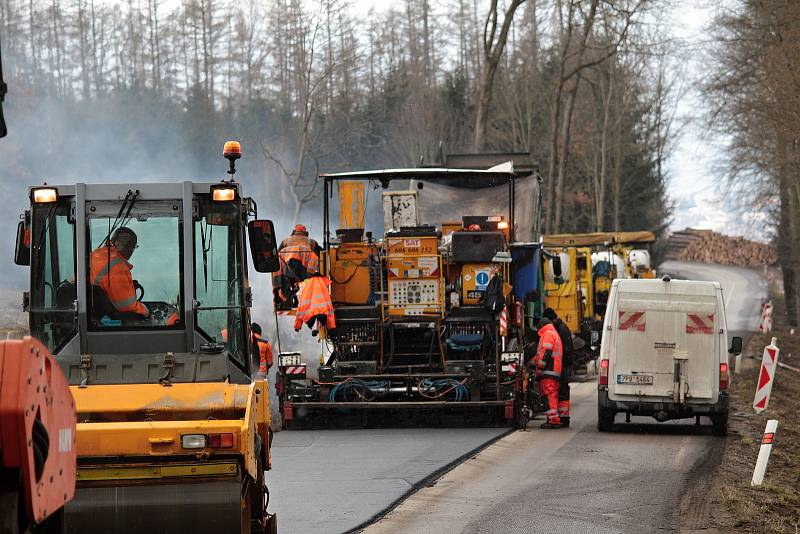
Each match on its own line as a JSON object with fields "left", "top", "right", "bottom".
{"left": 597, "top": 420, "right": 719, "bottom": 436}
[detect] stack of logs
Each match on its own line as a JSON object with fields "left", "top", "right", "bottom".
{"left": 673, "top": 229, "right": 777, "bottom": 268}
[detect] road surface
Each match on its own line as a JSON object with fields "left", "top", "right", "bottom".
{"left": 268, "top": 428, "right": 509, "bottom": 533}
{"left": 362, "top": 262, "right": 766, "bottom": 534}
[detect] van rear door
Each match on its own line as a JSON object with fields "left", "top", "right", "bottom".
{"left": 609, "top": 286, "right": 719, "bottom": 402}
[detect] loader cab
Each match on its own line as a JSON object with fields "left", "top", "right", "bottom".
{"left": 23, "top": 181, "right": 279, "bottom": 386}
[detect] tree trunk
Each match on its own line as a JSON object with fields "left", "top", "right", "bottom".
{"left": 552, "top": 85, "right": 577, "bottom": 232}
{"left": 596, "top": 68, "right": 614, "bottom": 231}
{"left": 473, "top": 0, "right": 525, "bottom": 152}
{"left": 778, "top": 163, "right": 798, "bottom": 326}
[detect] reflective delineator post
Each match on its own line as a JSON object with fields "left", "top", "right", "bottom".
{"left": 758, "top": 301, "right": 773, "bottom": 333}
{"left": 751, "top": 419, "right": 778, "bottom": 486}
{"left": 753, "top": 338, "right": 779, "bottom": 414}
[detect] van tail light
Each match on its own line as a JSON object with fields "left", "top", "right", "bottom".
{"left": 599, "top": 359, "right": 609, "bottom": 386}
{"left": 719, "top": 363, "right": 729, "bottom": 391}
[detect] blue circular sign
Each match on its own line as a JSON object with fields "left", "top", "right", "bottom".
{"left": 476, "top": 272, "right": 490, "bottom": 286}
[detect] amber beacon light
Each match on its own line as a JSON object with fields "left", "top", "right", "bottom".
{"left": 223, "top": 140, "right": 241, "bottom": 159}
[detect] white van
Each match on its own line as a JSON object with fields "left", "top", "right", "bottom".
{"left": 597, "top": 276, "right": 742, "bottom": 435}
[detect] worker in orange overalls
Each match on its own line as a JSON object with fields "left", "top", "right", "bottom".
{"left": 293, "top": 274, "right": 336, "bottom": 336}
{"left": 274, "top": 224, "right": 321, "bottom": 308}
{"left": 544, "top": 308, "right": 573, "bottom": 427}
{"left": 532, "top": 317, "right": 563, "bottom": 429}
{"left": 250, "top": 323, "right": 274, "bottom": 378}
{"left": 90, "top": 227, "right": 149, "bottom": 319}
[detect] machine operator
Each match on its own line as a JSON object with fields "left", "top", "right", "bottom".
{"left": 90, "top": 227, "right": 149, "bottom": 319}
{"left": 274, "top": 224, "right": 322, "bottom": 307}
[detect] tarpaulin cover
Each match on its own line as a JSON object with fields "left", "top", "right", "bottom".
{"left": 324, "top": 168, "right": 541, "bottom": 242}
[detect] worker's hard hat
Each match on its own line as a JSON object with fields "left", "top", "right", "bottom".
{"left": 293, "top": 224, "right": 308, "bottom": 235}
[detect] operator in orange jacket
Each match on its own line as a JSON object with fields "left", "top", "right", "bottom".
{"left": 279, "top": 224, "right": 321, "bottom": 277}
{"left": 250, "top": 323, "right": 274, "bottom": 378}
{"left": 90, "top": 227, "right": 149, "bottom": 319}
{"left": 274, "top": 224, "right": 321, "bottom": 308}
{"left": 532, "top": 317, "right": 563, "bottom": 429}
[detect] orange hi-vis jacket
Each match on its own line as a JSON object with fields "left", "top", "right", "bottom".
{"left": 293, "top": 276, "right": 336, "bottom": 331}
{"left": 279, "top": 234, "right": 320, "bottom": 275}
{"left": 534, "top": 323, "right": 563, "bottom": 380}
{"left": 252, "top": 333, "right": 274, "bottom": 374}
{"left": 89, "top": 245, "right": 148, "bottom": 316}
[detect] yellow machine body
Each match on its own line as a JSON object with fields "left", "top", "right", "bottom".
{"left": 385, "top": 236, "right": 444, "bottom": 318}
{"left": 329, "top": 242, "right": 377, "bottom": 305}
{"left": 71, "top": 381, "right": 271, "bottom": 477}
{"left": 544, "top": 248, "right": 585, "bottom": 331}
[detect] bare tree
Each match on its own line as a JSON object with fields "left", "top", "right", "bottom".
{"left": 474, "top": 0, "right": 525, "bottom": 151}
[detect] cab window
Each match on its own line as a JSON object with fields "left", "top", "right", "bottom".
{"left": 86, "top": 201, "right": 183, "bottom": 328}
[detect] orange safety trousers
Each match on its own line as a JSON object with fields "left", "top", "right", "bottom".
{"left": 89, "top": 245, "right": 148, "bottom": 316}
{"left": 540, "top": 378, "right": 561, "bottom": 425}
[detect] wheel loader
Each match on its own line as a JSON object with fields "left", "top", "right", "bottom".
{"left": 12, "top": 143, "right": 280, "bottom": 533}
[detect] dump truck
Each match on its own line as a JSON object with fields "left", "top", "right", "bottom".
{"left": 542, "top": 231, "right": 657, "bottom": 370}
{"left": 274, "top": 155, "right": 549, "bottom": 428}
{"left": 12, "top": 143, "right": 280, "bottom": 533}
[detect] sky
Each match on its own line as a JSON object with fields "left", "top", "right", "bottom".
{"left": 660, "top": 1, "right": 768, "bottom": 241}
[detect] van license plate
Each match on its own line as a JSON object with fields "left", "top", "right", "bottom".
{"left": 617, "top": 374, "right": 654, "bottom": 385}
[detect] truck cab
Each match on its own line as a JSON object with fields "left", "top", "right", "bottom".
{"left": 597, "top": 276, "right": 742, "bottom": 435}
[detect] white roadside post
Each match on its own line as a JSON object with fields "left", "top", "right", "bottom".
{"left": 758, "top": 301, "right": 773, "bottom": 333}
{"left": 751, "top": 419, "right": 778, "bottom": 486}
{"left": 753, "top": 338, "right": 780, "bottom": 413}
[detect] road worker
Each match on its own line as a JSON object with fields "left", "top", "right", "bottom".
{"left": 251, "top": 322, "right": 274, "bottom": 378}
{"left": 89, "top": 227, "right": 149, "bottom": 319}
{"left": 544, "top": 307, "right": 573, "bottom": 427}
{"left": 274, "top": 224, "right": 321, "bottom": 308}
{"left": 532, "top": 317, "right": 563, "bottom": 429}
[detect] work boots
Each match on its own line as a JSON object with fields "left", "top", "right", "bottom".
{"left": 540, "top": 421, "right": 562, "bottom": 429}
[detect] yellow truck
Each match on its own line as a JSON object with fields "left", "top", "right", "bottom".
{"left": 542, "top": 232, "right": 657, "bottom": 369}
{"left": 13, "top": 143, "right": 280, "bottom": 533}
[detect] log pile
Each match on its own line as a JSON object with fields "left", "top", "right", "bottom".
{"left": 674, "top": 229, "right": 777, "bottom": 268}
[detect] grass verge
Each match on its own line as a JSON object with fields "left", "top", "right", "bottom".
{"left": 705, "top": 286, "right": 800, "bottom": 532}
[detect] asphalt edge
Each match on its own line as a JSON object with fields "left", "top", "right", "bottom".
{"left": 346, "top": 426, "right": 517, "bottom": 533}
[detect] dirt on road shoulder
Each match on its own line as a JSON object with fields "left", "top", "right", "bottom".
{"left": 688, "top": 290, "right": 800, "bottom": 533}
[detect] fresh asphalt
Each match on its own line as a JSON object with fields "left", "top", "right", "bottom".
{"left": 268, "top": 428, "right": 510, "bottom": 533}
{"left": 267, "top": 262, "right": 766, "bottom": 533}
